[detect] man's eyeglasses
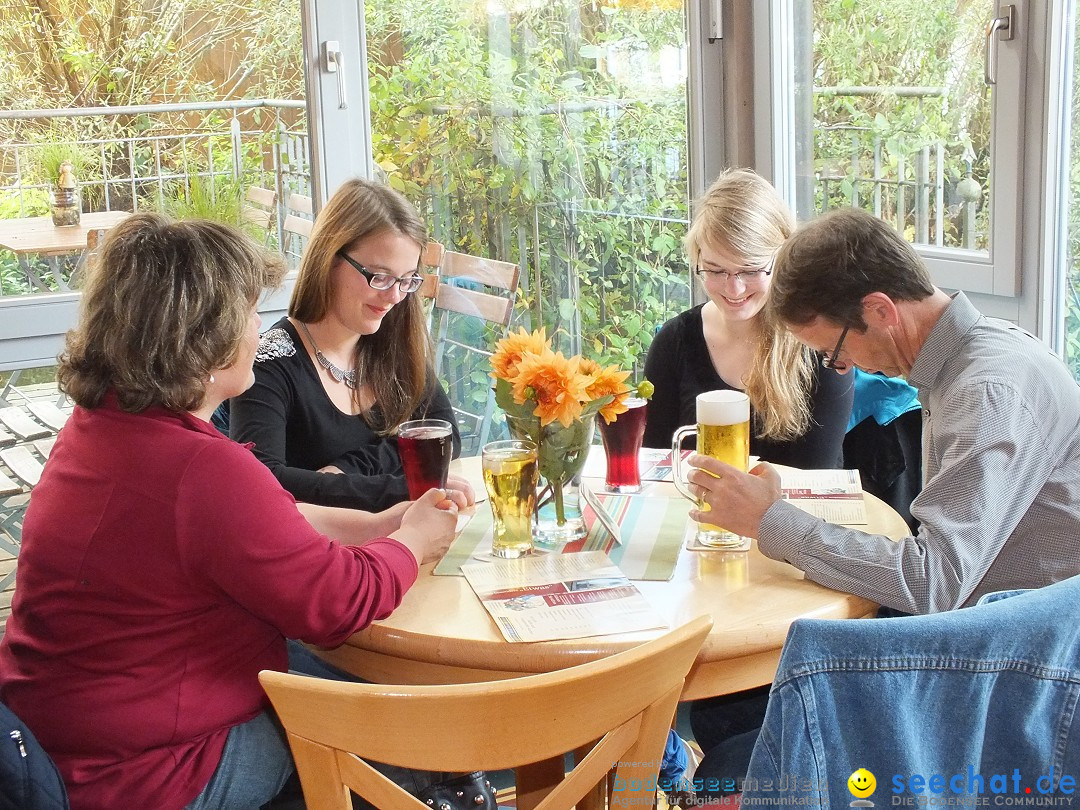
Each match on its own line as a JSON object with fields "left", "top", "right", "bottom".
{"left": 337, "top": 251, "right": 424, "bottom": 293}
{"left": 823, "top": 324, "right": 851, "bottom": 370}
{"left": 693, "top": 265, "right": 772, "bottom": 285}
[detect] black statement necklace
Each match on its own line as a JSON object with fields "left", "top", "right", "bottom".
{"left": 297, "top": 321, "right": 357, "bottom": 389}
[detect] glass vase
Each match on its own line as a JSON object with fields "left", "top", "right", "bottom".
{"left": 505, "top": 412, "right": 596, "bottom": 549}
{"left": 50, "top": 187, "right": 81, "bottom": 227}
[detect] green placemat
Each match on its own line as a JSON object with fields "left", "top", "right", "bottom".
{"left": 434, "top": 493, "right": 690, "bottom": 581}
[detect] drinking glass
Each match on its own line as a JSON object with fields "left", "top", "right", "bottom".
{"left": 598, "top": 397, "right": 648, "bottom": 493}
{"left": 397, "top": 418, "right": 454, "bottom": 500}
{"left": 481, "top": 439, "right": 539, "bottom": 558}
{"left": 671, "top": 390, "right": 751, "bottom": 548}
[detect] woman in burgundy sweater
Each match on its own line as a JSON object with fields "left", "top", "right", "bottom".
{"left": 0, "top": 214, "right": 466, "bottom": 809}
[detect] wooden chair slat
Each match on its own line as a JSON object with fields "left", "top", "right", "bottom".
{"left": 245, "top": 186, "right": 278, "bottom": 208}
{"left": 287, "top": 193, "right": 313, "bottom": 215}
{"left": 0, "top": 446, "right": 43, "bottom": 488}
{"left": 0, "top": 407, "right": 51, "bottom": 441}
{"left": 32, "top": 437, "right": 56, "bottom": 459}
{"left": 0, "top": 470, "right": 21, "bottom": 496}
{"left": 26, "top": 401, "right": 69, "bottom": 432}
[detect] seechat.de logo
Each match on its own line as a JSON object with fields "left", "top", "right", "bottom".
{"left": 850, "top": 768, "right": 878, "bottom": 808}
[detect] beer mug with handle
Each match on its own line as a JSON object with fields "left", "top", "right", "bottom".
{"left": 672, "top": 390, "right": 751, "bottom": 548}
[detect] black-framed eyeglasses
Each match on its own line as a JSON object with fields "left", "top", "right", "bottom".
{"left": 693, "top": 265, "right": 772, "bottom": 284}
{"left": 337, "top": 251, "right": 424, "bottom": 293}
{"left": 823, "top": 324, "right": 851, "bottom": 370}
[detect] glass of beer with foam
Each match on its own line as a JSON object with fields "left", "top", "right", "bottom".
{"left": 671, "top": 390, "right": 751, "bottom": 549}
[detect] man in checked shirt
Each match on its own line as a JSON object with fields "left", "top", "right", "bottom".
{"left": 682, "top": 207, "right": 1080, "bottom": 804}
{"left": 688, "top": 207, "right": 1080, "bottom": 616}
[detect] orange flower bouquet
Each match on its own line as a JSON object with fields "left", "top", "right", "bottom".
{"left": 490, "top": 327, "right": 642, "bottom": 543}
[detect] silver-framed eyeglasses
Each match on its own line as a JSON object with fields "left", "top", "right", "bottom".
{"left": 337, "top": 251, "right": 424, "bottom": 293}
{"left": 693, "top": 264, "right": 772, "bottom": 284}
{"left": 823, "top": 324, "right": 851, "bottom": 370}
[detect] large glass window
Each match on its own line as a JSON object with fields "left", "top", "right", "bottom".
{"left": 776, "top": 0, "right": 1025, "bottom": 295}
{"left": 363, "top": 0, "right": 692, "bottom": 376}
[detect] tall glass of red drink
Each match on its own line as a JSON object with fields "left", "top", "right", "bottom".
{"left": 397, "top": 418, "right": 454, "bottom": 499}
{"left": 598, "top": 397, "right": 647, "bottom": 493}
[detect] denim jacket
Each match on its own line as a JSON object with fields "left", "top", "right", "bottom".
{"left": 742, "top": 575, "right": 1080, "bottom": 808}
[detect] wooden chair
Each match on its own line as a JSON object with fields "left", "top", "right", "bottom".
{"left": 426, "top": 248, "right": 520, "bottom": 455}
{"left": 242, "top": 185, "right": 278, "bottom": 243}
{"left": 260, "top": 615, "right": 711, "bottom": 810}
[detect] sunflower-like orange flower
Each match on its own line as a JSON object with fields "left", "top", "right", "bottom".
{"left": 490, "top": 327, "right": 549, "bottom": 382}
{"left": 581, "top": 359, "right": 633, "bottom": 424}
{"left": 511, "top": 349, "right": 593, "bottom": 427}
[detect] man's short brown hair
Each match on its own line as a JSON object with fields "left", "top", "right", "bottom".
{"left": 770, "top": 208, "right": 936, "bottom": 328}
{"left": 59, "top": 213, "right": 285, "bottom": 412}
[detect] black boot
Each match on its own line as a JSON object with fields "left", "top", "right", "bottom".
{"left": 415, "top": 771, "right": 497, "bottom": 810}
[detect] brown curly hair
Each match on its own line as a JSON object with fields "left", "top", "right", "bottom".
{"left": 59, "top": 213, "right": 285, "bottom": 413}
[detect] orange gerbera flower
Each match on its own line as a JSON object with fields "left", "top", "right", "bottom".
{"left": 511, "top": 349, "right": 593, "bottom": 427}
{"left": 583, "top": 361, "right": 633, "bottom": 423}
{"left": 490, "top": 327, "right": 549, "bottom": 381}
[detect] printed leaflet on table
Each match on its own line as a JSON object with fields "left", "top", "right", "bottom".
{"left": 460, "top": 550, "right": 667, "bottom": 643}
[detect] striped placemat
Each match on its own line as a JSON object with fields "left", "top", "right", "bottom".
{"left": 434, "top": 493, "right": 690, "bottom": 581}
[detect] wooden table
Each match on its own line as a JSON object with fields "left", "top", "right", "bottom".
{"left": 318, "top": 458, "right": 910, "bottom": 701}
{"left": 0, "top": 210, "right": 131, "bottom": 292}
{"left": 315, "top": 455, "right": 909, "bottom": 809}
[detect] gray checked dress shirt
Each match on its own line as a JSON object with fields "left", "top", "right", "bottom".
{"left": 758, "top": 292, "right": 1080, "bottom": 614}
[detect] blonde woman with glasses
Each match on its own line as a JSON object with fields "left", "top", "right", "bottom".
{"left": 642, "top": 168, "right": 853, "bottom": 468}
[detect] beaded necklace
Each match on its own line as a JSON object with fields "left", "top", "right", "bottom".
{"left": 297, "top": 321, "right": 357, "bottom": 389}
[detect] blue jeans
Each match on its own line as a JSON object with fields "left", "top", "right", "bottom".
{"left": 742, "top": 577, "right": 1080, "bottom": 805}
{"left": 188, "top": 641, "right": 447, "bottom": 809}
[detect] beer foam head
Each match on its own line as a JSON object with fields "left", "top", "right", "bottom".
{"left": 696, "top": 390, "right": 750, "bottom": 426}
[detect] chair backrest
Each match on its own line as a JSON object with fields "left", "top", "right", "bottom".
{"left": 282, "top": 213, "right": 313, "bottom": 267}
{"left": 427, "top": 249, "right": 520, "bottom": 454}
{"left": 260, "top": 615, "right": 711, "bottom": 810}
{"left": 418, "top": 240, "right": 444, "bottom": 301}
{"left": 242, "top": 186, "right": 278, "bottom": 242}
{"left": 287, "top": 192, "right": 314, "bottom": 216}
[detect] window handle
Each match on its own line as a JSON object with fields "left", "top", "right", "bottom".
{"left": 323, "top": 40, "right": 349, "bottom": 110}
{"left": 984, "top": 5, "right": 1015, "bottom": 86}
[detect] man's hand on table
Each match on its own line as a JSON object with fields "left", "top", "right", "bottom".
{"left": 686, "top": 455, "right": 784, "bottom": 539}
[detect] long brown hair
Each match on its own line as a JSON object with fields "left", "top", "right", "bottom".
{"left": 289, "top": 178, "right": 431, "bottom": 433}
{"left": 59, "top": 213, "right": 284, "bottom": 413}
{"left": 686, "top": 169, "right": 815, "bottom": 441}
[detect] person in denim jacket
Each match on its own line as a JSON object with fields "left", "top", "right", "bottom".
{"left": 740, "top": 576, "right": 1080, "bottom": 805}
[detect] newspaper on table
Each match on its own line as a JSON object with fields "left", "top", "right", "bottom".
{"left": 780, "top": 468, "right": 867, "bottom": 524}
{"left": 460, "top": 550, "right": 667, "bottom": 643}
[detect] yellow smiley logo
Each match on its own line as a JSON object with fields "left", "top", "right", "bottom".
{"left": 848, "top": 768, "right": 876, "bottom": 798}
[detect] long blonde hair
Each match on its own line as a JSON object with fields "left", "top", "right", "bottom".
{"left": 290, "top": 178, "right": 431, "bottom": 433}
{"left": 686, "top": 169, "right": 815, "bottom": 441}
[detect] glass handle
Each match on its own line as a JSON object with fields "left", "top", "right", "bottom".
{"left": 671, "top": 425, "right": 696, "bottom": 501}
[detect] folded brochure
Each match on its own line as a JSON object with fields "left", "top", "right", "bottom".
{"left": 460, "top": 550, "right": 667, "bottom": 643}
{"left": 780, "top": 468, "right": 867, "bottom": 524}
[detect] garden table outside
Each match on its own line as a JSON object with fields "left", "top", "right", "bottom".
{"left": 0, "top": 210, "right": 132, "bottom": 293}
